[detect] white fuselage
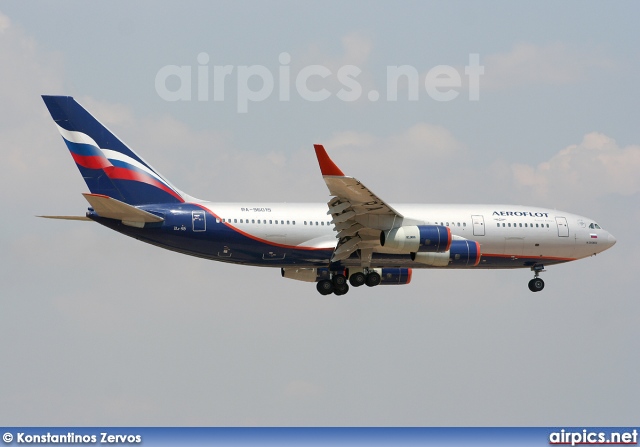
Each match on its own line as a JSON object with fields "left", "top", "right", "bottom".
{"left": 194, "top": 201, "right": 615, "bottom": 267}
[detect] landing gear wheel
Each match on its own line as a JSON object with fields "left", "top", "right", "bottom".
{"left": 349, "top": 272, "right": 366, "bottom": 287}
{"left": 334, "top": 283, "right": 350, "bottom": 296}
{"left": 365, "top": 271, "right": 381, "bottom": 287}
{"left": 528, "top": 278, "right": 545, "bottom": 292}
{"left": 332, "top": 274, "right": 347, "bottom": 287}
{"left": 317, "top": 279, "right": 334, "bottom": 295}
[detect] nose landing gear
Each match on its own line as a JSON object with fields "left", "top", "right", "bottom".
{"left": 528, "top": 264, "right": 546, "bottom": 292}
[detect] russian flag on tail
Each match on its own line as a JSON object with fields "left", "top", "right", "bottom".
{"left": 42, "top": 95, "right": 186, "bottom": 205}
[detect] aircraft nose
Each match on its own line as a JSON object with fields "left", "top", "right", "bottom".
{"left": 607, "top": 233, "right": 617, "bottom": 247}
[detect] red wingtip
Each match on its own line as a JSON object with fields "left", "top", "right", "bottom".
{"left": 314, "top": 144, "right": 345, "bottom": 176}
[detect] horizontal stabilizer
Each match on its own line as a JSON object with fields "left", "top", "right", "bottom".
{"left": 82, "top": 193, "right": 164, "bottom": 228}
{"left": 37, "top": 215, "right": 91, "bottom": 221}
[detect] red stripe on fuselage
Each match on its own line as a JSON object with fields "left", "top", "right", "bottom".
{"left": 481, "top": 253, "right": 576, "bottom": 262}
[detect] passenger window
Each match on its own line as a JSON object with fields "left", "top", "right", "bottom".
{"left": 321, "top": 222, "right": 324, "bottom": 226}
{"left": 316, "top": 222, "right": 319, "bottom": 226}
{"left": 502, "top": 223, "right": 505, "bottom": 227}
{"left": 292, "top": 221, "right": 295, "bottom": 225}
{"left": 508, "top": 223, "right": 511, "bottom": 227}
{"left": 269, "top": 220, "right": 272, "bottom": 224}
{"left": 497, "top": 223, "right": 500, "bottom": 227}
{"left": 304, "top": 221, "right": 307, "bottom": 225}
{"left": 519, "top": 223, "right": 522, "bottom": 227}
{"left": 252, "top": 219, "right": 255, "bottom": 224}
{"left": 463, "top": 223, "right": 466, "bottom": 227}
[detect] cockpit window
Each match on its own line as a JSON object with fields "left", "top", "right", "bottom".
{"left": 595, "top": 224, "right": 601, "bottom": 229}
{"left": 589, "top": 223, "right": 602, "bottom": 229}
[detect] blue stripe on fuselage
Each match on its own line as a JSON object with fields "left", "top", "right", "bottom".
{"left": 87, "top": 204, "right": 573, "bottom": 269}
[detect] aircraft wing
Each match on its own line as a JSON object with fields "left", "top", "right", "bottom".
{"left": 314, "top": 145, "right": 406, "bottom": 264}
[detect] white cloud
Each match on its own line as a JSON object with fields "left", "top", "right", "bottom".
{"left": 325, "top": 123, "right": 464, "bottom": 160}
{"left": 509, "top": 132, "right": 640, "bottom": 205}
{"left": 482, "top": 42, "right": 613, "bottom": 88}
{"left": 0, "top": 10, "right": 11, "bottom": 33}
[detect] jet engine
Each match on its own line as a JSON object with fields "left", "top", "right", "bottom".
{"left": 411, "top": 239, "right": 481, "bottom": 267}
{"left": 380, "top": 225, "right": 451, "bottom": 253}
{"left": 379, "top": 268, "right": 413, "bottom": 285}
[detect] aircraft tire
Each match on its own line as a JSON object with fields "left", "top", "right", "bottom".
{"left": 528, "top": 278, "right": 544, "bottom": 292}
{"left": 349, "top": 272, "right": 366, "bottom": 287}
{"left": 317, "top": 279, "right": 334, "bottom": 295}
{"left": 365, "top": 271, "right": 381, "bottom": 287}
{"left": 334, "top": 283, "right": 349, "bottom": 296}
{"left": 333, "top": 274, "right": 347, "bottom": 287}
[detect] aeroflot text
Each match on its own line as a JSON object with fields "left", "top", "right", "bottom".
{"left": 492, "top": 211, "right": 550, "bottom": 217}
{"left": 155, "top": 52, "right": 484, "bottom": 112}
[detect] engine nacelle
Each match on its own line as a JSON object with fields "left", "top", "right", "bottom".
{"left": 379, "top": 268, "right": 412, "bottom": 285}
{"left": 411, "top": 240, "right": 481, "bottom": 267}
{"left": 380, "top": 225, "right": 451, "bottom": 253}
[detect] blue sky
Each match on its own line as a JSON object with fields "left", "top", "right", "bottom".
{"left": 0, "top": 1, "right": 639, "bottom": 425}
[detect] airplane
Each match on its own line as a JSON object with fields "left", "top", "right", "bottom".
{"left": 40, "top": 95, "right": 616, "bottom": 295}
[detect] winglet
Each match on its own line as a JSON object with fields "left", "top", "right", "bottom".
{"left": 314, "top": 144, "right": 345, "bottom": 177}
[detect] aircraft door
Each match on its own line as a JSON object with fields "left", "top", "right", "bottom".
{"left": 472, "top": 215, "right": 485, "bottom": 236}
{"left": 192, "top": 210, "right": 206, "bottom": 232}
{"left": 556, "top": 217, "right": 569, "bottom": 237}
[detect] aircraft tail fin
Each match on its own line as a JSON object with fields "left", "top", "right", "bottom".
{"left": 42, "top": 95, "right": 187, "bottom": 205}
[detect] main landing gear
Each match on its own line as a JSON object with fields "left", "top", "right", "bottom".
{"left": 316, "top": 269, "right": 381, "bottom": 295}
{"left": 528, "top": 264, "right": 546, "bottom": 292}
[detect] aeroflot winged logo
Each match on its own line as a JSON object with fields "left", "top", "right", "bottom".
{"left": 493, "top": 211, "right": 550, "bottom": 217}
